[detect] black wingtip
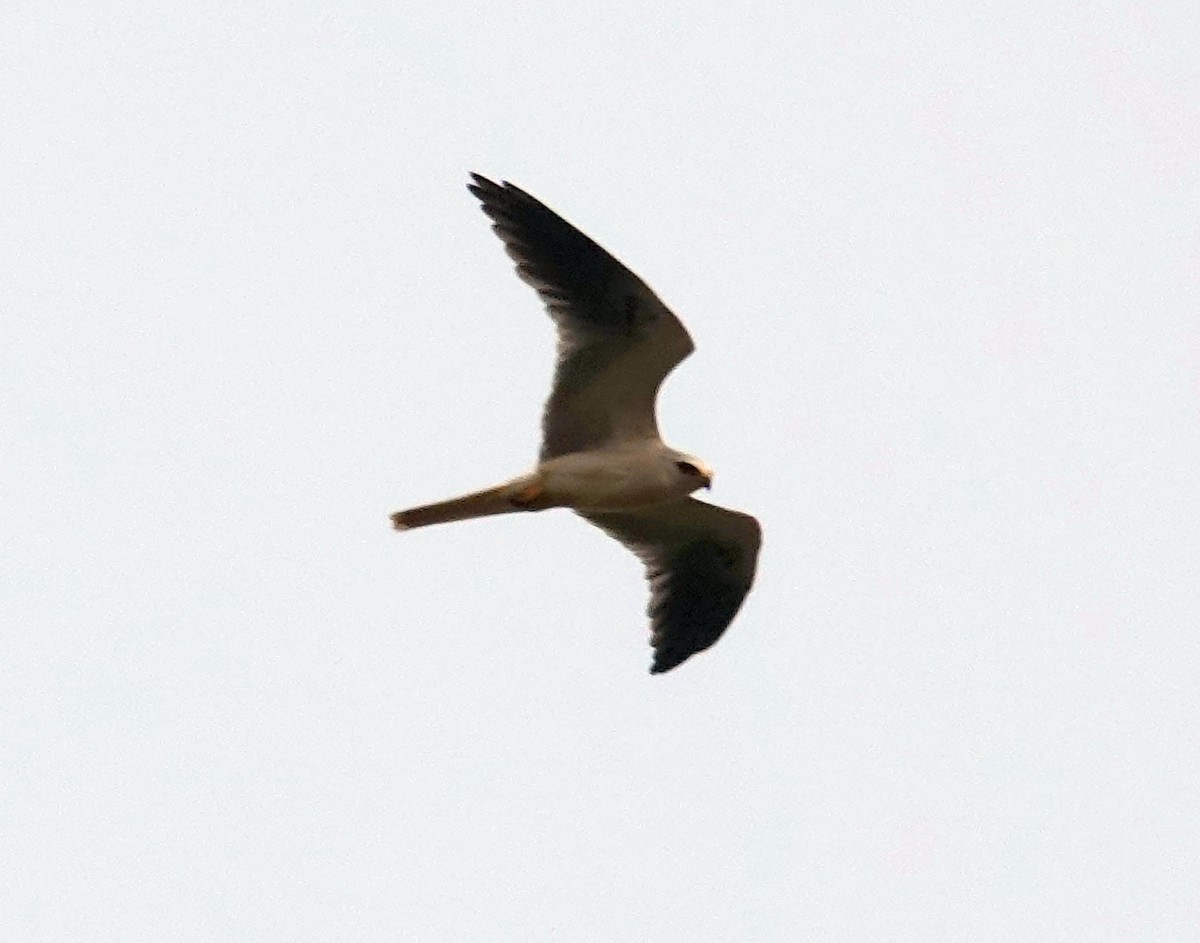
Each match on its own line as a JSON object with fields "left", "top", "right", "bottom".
{"left": 467, "top": 172, "right": 492, "bottom": 200}
{"left": 467, "top": 173, "right": 539, "bottom": 210}
{"left": 649, "top": 657, "right": 680, "bottom": 675}
{"left": 468, "top": 172, "right": 508, "bottom": 195}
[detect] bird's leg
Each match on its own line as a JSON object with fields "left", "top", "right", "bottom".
{"left": 508, "top": 478, "right": 546, "bottom": 509}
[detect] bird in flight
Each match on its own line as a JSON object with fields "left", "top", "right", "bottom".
{"left": 391, "top": 174, "right": 761, "bottom": 673}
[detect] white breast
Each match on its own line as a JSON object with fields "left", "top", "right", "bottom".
{"left": 539, "top": 446, "right": 681, "bottom": 511}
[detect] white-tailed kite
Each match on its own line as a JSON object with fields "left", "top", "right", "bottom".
{"left": 392, "top": 174, "right": 761, "bottom": 674}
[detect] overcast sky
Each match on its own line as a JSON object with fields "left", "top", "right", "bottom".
{"left": 4, "top": 3, "right": 1198, "bottom": 941}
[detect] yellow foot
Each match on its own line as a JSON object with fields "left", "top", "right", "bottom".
{"left": 509, "top": 481, "right": 545, "bottom": 509}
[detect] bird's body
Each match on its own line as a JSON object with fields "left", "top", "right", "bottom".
{"left": 543, "top": 445, "right": 712, "bottom": 510}
{"left": 392, "top": 444, "right": 709, "bottom": 526}
{"left": 391, "top": 174, "right": 762, "bottom": 674}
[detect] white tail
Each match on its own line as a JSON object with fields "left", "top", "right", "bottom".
{"left": 391, "top": 482, "right": 523, "bottom": 531}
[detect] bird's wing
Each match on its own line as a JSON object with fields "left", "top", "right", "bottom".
{"left": 581, "top": 498, "right": 762, "bottom": 674}
{"left": 468, "top": 174, "right": 694, "bottom": 461}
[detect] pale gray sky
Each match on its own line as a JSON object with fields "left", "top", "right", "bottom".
{"left": 4, "top": 3, "right": 1198, "bottom": 941}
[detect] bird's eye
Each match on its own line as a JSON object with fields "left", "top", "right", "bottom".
{"left": 676, "top": 461, "right": 702, "bottom": 476}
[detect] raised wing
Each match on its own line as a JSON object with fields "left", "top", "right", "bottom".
{"left": 468, "top": 174, "right": 694, "bottom": 460}
{"left": 582, "top": 498, "right": 762, "bottom": 674}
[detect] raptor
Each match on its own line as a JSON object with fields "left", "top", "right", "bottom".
{"left": 392, "top": 174, "right": 762, "bottom": 673}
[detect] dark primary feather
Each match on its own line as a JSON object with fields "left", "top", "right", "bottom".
{"left": 467, "top": 173, "right": 639, "bottom": 327}
{"left": 582, "top": 500, "right": 762, "bottom": 674}
{"left": 644, "top": 539, "right": 755, "bottom": 673}
{"left": 467, "top": 173, "right": 693, "bottom": 460}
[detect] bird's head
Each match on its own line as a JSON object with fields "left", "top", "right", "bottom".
{"left": 671, "top": 453, "right": 714, "bottom": 492}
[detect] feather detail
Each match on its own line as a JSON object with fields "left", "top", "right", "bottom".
{"left": 391, "top": 483, "right": 526, "bottom": 531}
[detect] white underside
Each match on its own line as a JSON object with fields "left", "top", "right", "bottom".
{"left": 536, "top": 443, "right": 693, "bottom": 511}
